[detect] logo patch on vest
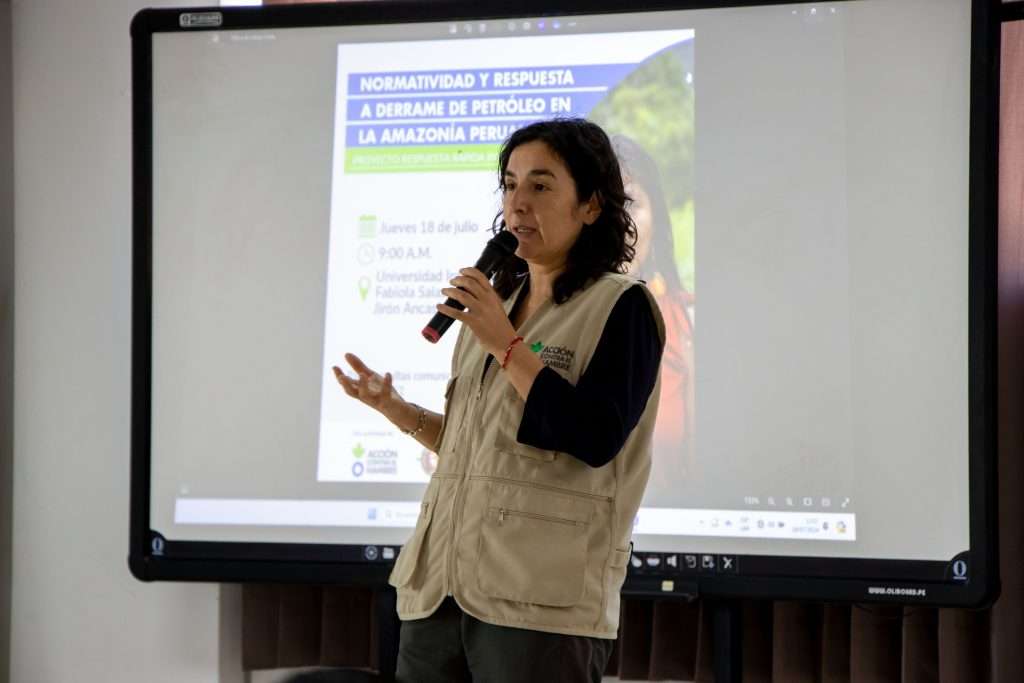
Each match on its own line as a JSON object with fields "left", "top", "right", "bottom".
{"left": 538, "top": 344, "right": 575, "bottom": 371}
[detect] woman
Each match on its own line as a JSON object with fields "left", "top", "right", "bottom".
{"left": 613, "top": 135, "right": 696, "bottom": 503}
{"left": 333, "top": 119, "right": 664, "bottom": 683}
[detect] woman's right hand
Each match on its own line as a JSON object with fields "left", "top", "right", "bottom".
{"left": 332, "top": 353, "right": 404, "bottom": 422}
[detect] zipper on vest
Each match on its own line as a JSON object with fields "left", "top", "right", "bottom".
{"left": 469, "top": 474, "right": 614, "bottom": 503}
{"left": 447, "top": 355, "right": 498, "bottom": 598}
{"left": 476, "top": 359, "right": 491, "bottom": 399}
{"left": 495, "top": 507, "right": 585, "bottom": 527}
{"left": 445, "top": 480, "right": 461, "bottom": 597}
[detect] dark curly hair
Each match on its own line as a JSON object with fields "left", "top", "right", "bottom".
{"left": 612, "top": 134, "right": 688, "bottom": 298}
{"left": 491, "top": 118, "right": 637, "bottom": 304}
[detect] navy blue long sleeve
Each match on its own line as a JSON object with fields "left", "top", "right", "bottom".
{"left": 515, "top": 286, "right": 663, "bottom": 467}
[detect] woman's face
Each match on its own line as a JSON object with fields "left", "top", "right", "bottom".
{"left": 624, "top": 178, "right": 653, "bottom": 273}
{"left": 502, "top": 140, "right": 600, "bottom": 270}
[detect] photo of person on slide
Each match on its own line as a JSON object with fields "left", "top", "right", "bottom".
{"left": 614, "top": 134, "right": 695, "bottom": 506}
{"left": 332, "top": 118, "right": 665, "bottom": 682}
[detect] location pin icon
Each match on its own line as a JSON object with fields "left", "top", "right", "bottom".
{"left": 358, "top": 276, "right": 371, "bottom": 302}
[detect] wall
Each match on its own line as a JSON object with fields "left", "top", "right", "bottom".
{"left": 10, "top": 1, "right": 224, "bottom": 681}
{"left": 0, "top": 0, "right": 13, "bottom": 681}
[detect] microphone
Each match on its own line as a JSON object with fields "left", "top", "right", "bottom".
{"left": 422, "top": 230, "right": 519, "bottom": 343}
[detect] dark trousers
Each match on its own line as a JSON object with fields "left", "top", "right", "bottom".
{"left": 395, "top": 597, "right": 614, "bottom": 683}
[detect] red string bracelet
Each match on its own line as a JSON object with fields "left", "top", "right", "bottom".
{"left": 501, "top": 336, "right": 524, "bottom": 369}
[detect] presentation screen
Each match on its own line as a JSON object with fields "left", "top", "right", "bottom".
{"left": 130, "top": 0, "right": 998, "bottom": 605}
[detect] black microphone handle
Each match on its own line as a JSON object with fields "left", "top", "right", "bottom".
{"left": 422, "top": 231, "right": 518, "bottom": 343}
{"left": 422, "top": 285, "right": 477, "bottom": 342}
{"left": 423, "top": 306, "right": 459, "bottom": 342}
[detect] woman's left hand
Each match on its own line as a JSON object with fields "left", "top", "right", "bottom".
{"left": 439, "top": 268, "right": 518, "bottom": 359}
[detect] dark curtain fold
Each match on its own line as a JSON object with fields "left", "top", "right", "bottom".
{"left": 650, "top": 600, "right": 701, "bottom": 680}
{"left": 994, "top": 15, "right": 1024, "bottom": 683}
{"left": 771, "top": 602, "right": 823, "bottom": 682}
{"left": 239, "top": 17, "right": 1024, "bottom": 683}
{"left": 820, "top": 605, "right": 852, "bottom": 682}
{"left": 237, "top": 596, "right": 1007, "bottom": 680}
{"left": 242, "top": 585, "right": 377, "bottom": 671}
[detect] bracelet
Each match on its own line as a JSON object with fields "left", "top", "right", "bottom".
{"left": 501, "top": 336, "right": 525, "bottom": 369}
{"left": 400, "top": 404, "right": 427, "bottom": 437}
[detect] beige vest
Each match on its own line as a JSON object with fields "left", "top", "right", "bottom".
{"left": 388, "top": 273, "right": 665, "bottom": 638}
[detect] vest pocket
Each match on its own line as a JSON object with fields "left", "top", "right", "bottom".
{"left": 388, "top": 494, "right": 437, "bottom": 589}
{"left": 494, "top": 430, "right": 557, "bottom": 462}
{"left": 610, "top": 546, "right": 631, "bottom": 569}
{"left": 494, "top": 384, "right": 558, "bottom": 462}
{"left": 476, "top": 505, "right": 588, "bottom": 607}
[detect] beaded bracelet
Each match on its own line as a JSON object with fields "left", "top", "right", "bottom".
{"left": 501, "top": 336, "right": 525, "bottom": 369}
{"left": 399, "top": 403, "right": 427, "bottom": 437}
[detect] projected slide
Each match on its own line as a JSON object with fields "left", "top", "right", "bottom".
{"left": 317, "top": 31, "right": 696, "bottom": 488}
{"left": 147, "top": 2, "right": 974, "bottom": 564}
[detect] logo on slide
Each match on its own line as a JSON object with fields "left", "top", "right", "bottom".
{"left": 352, "top": 461, "right": 365, "bottom": 477}
{"left": 352, "top": 443, "right": 366, "bottom": 458}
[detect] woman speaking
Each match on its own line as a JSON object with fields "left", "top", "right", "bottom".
{"left": 333, "top": 118, "right": 665, "bottom": 683}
